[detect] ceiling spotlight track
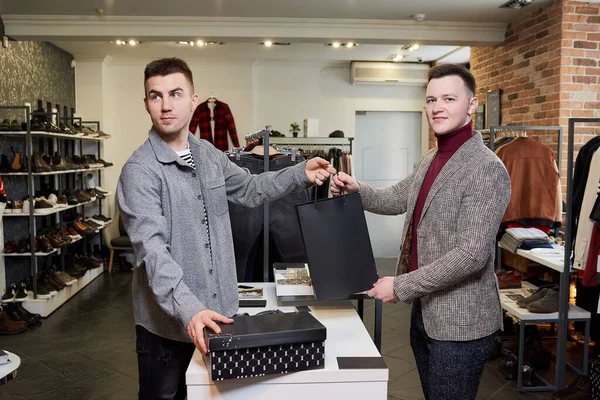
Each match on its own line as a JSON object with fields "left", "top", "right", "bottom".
{"left": 326, "top": 42, "right": 358, "bottom": 48}
{"left": 259, "top": 41, "right": 291, "bottom": 46}
{"left": 112, "top": 39, "right": 139, "bottom": 46}
{"left": 177, "top": 40, "right": 224, "bottom": 47}
{"left": 500, "top": 0, "right": 537, "bottom": 9}
{"left": 402, "top": 43, "right": 421, "bottom": 51}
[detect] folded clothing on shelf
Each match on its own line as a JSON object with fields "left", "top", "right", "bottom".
{"left": 499, "top": 227, "right": 552, "bottom": 253}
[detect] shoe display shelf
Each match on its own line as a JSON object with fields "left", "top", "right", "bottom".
{"left": 0, "top": 106, "right": 110, "bottom": 316}
{"left": 0, "top": 130, "right": 106, "bottom": 142}
{"left": 499, "top": 281, "right": 590, "bottom": 392}
{"left": 1, "top": 166, "right": 107, "bottom": 176}
{"left": 491, "top": 122, "right": 598, "bottom": 392}
{"left": 22, "top": 266, "right": 104, "bottom": 317}
{"left": 3, "top": 198, "right": 111, "bottom": 217}
{"left": 3, "top": 248, "right": 59, "bottom": 257}
{"left": 2, "top": 233, "right": 87, "bottom": 258}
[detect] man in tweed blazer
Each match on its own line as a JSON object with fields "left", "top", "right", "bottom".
{"left": 332, "top": 64, "right": 511, "bottom": 399}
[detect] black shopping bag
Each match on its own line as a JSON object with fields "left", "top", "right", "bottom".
{"left": 296, "top": 192, "right": 379, "bottom": 301}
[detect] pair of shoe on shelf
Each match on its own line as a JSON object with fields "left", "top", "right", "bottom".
{"left": 74, "top": 123, "right": 111, "bottom": 139}
{"left": 70, "top": 219, "right": 104, "bottom": 236}
{"left": 36, "top": 267, "right": 79, "bottom": 295}
{"left": 3, "top": 199, "right": 24, "bottom": 214}
{"left": 4, "top": 237, "right": 42, "bottom": 254}
{"left": 1, "top": 282, "right": 28, "bottom": 303}
{"left": 0, "top": 119, "right": 23, "bottom": 131}
{"left": 516, "top": 285, "right": 560, "bottom": 313}
{"left": 3, "top": 195, "right": 67, "bottom": 215}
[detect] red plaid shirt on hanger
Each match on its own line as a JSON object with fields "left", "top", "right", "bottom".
{"left": 189, "top": 99, "right": 240, "bottom": 151}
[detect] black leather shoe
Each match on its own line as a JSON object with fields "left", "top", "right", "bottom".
{"left": 3, "top": 303, "right": 38, "bottom": 327}
{"left": 15, "top": 302, "right": 41, "bottom": 324}
{"left": 17, "top": 238, "right": 30, "bottom": 253}
{"left": 0, "top": 154, "right": 11, "bottom": 172}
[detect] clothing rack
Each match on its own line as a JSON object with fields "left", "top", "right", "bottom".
{"left": 261, "top": 128, "right": 272, "bottom": 282}
{"left": 489, "top": 125, "right": 563, "bottom": 174}
{"left": 245, "top": 127, "right": 271, "bottom": 143}
{"left": 557, "top": 118, "right": 600, "bottom": 389}
{"left": 269, "top": 137, "right": 354, "bottom": 155}
{"left": 491, "top": 125, "right": 572, "bottom": 392}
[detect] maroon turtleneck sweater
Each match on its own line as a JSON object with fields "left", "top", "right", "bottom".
{"left": 408, "top": 122, "right": 474, "bottom": 273}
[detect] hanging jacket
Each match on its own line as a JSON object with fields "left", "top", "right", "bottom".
{"left": 496, "top": 137, "right": 560, "bottom": 228}
{"left": 189, "top": 100, "right": 240, "bottom": 151}
{"left": 575, "top": 149, "right": 600, "bottom": 271}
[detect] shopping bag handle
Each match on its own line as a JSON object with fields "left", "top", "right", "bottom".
{"left": 313, "top": 173, "right": 345, "bottom": 209}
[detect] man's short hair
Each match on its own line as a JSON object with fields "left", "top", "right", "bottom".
{"left": 144, "top": 57, "right": 194, "bottom": 92}
{"left": 427, "top": 64, "right": 476, "bottom": 97}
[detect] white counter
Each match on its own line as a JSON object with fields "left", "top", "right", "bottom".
{"left": 186, "top": 283, "right": 388, "bottom": 399}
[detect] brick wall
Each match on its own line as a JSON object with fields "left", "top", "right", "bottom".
{"left": 470, "top": 0, "right": 600, "bottom": 192}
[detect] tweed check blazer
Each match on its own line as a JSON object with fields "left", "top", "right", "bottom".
{"left": 360, "top": 133, "right": 511, "bottom": 341}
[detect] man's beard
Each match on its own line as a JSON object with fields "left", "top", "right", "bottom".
{"left": 154, "top": 120, "right": 185, "bottom": 137}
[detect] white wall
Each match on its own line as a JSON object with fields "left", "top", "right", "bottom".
{"left": 75, "top": 58, "right": 428, "bottom": 241}
{"left": 253, "top": 64, "right": 425, "bottom": 138}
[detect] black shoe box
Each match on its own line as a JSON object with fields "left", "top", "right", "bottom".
{"left": 205, "top": 312, "right": 326, "bottom": 381}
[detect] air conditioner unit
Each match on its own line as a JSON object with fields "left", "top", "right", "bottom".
{"left": 350, "top": 62, "right": 429, "bottom": 86}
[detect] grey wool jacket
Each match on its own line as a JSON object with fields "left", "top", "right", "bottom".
{"left": 360, "top": 133, "right": 511, "bottom": 341}
{"left": 117, "top": 130, "right": 310, "bottom": 342}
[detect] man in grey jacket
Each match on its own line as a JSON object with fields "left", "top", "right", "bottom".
{"left": 331, "top": 64, "right": 511, "bottom": 399}
{"left": 117, "top": 58, "right": 335, "bottom": 400}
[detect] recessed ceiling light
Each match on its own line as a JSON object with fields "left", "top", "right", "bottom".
{"left": 197, "top": 40, "right": 204, "bottom": 47}
{"left": 264, "top": 40, "right": 273, "bottom": 47}
{"left": 346, "top": 42, "right": 354, "bottom": 48}
{"left": 389, "top": 54, "right": 404, "bottom": 62}
{"left": 129, "top": 40, "right": 137, "bottom": 46}
{"left": 332, "top": 42, "right": 340, "bottom": 48}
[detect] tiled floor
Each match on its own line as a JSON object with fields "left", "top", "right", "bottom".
{"left": 1, "top": 259, "right": 565, "bottom": 399}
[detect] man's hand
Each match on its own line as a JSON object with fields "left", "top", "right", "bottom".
{"left": 366, "top": 277, "right": 399, "bottom": 303}
{"left": 305, "top": 157, "right": 337, "bottom": 186}
{"left": 331, "top": 172, "right": 360, "bottom": 196}
{"left": 187, "top": 310, "right": 234, "bottom": 355}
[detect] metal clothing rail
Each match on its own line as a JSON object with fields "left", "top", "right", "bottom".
{"left": 270, "top": 137, "right": 354, "bottom": 154}
{"left": 489, "top": 125, "right": 563, "bottom": 177}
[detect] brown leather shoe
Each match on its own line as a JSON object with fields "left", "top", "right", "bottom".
{"left": 34, "top": 198, "right": 54, "bottom": 209}
{"left": 37, "top": 235, "right": 54, "bottom": 252}
{"left": 32, "top": 152, "right": 52, "bottom": 173}
{"left": 4, "top": 240, "right": 17, "bottom": 254}
{"left": 46, "top": 232, "right": 66, "bottom": 248}
{"left": 496, "top": 270, "right": 522, "bottom": 289}
{"left": 0, "top": 311, "right": 27, "bottom": 334}
{"left": 11, "top": 152, "right": 23, "bottom": 172}
{"left": 66, "top": 226, "right": 81, "bottom": 237}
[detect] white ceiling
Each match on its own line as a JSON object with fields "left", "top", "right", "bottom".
{"left": 0, "top": 0, "right": 552, "bottom": 23}
{"left": 52, "top": 42, "right": 468, "bottom": 65}
{"left": 0, "top": 0, "right": 552, "bottom": 64}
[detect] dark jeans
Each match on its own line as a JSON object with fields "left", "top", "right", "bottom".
{"left": 228, "top": 154, "right": 308, "bottom": 281}
{"left": 410, "top": 306, "right": 495, "bottom": 400}
{"left": 136, "top": 325, "right": 195, "bottom": 400}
